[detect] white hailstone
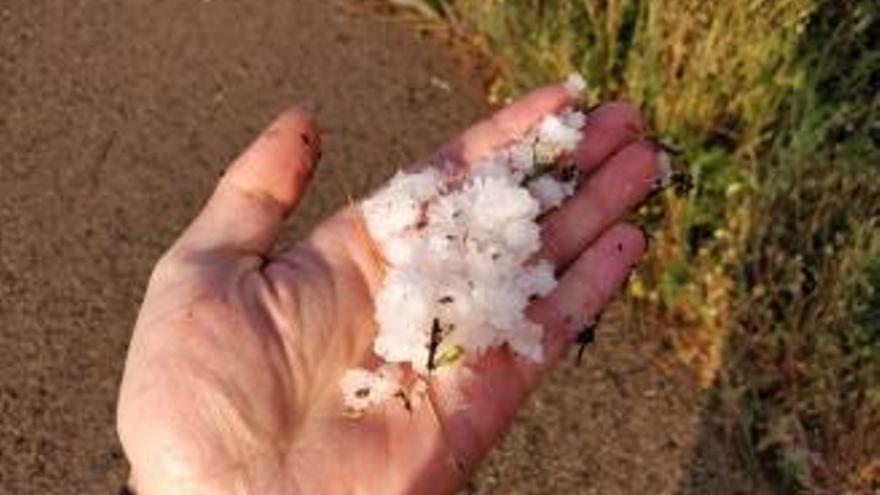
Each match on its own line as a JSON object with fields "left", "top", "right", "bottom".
{"left": 559, "top": 107, "right": 587, "bottom": 130}
{"left": 361, "top": 168, "right": 443, "bottom": 243}
{"left": 529, "top": 175, "right": 571, "bottom": 210}
{"left": 506, "top": 141, "right": 537, "bottom": 176}
{"left": 468, "top": 176, "right": 540, "bottom": 230}
{"left": 507, "top": 320, "right": 544, "bottom": 362}
{"left": 537, "top": 115, "right": 582, "bottom": 154}
{"left": 515, "top": 260, "right": 558, "bottom": 299}
{"left": 343, "top": 75, "right": 588, "bottom": 411}
{"left": 564, "top": 73, "right": 588, "bottom": 96}
{"left": 380, "top": 231, "right": 423, "bottom": 266}
{"left": 656, "top": 149, "right": 673, "bottom": 187}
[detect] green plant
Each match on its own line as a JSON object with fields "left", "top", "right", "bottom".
{"left": 388, "top": 0, "right": 879, "bottom": 491}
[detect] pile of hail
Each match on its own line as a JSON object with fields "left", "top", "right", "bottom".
{"left": 341, "top": 75, "right": 589, "bottom": 414}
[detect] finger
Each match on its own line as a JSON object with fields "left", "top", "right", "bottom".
{"left": 427, "top": 84, "right": 575, "bottom": 172}
{"left": 539, "top": 140, "right": 660, "bottom": 269}
{"left": 174, "top": 108, "right": 321, "bottom": 258}
{"left": 426, "top": 223, "right": 646, "bottom": 464}
{"left": 574, "top": 102, "right": 645, "bottom": 173}
{"left": 532, "top": 222, "right": 647, "bottom": 364}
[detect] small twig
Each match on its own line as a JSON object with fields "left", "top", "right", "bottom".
{"left": 645, "top": 135, "right": 683, "bottom": 156}
{"left": 575, "top": 313, "right": 602, "bottom": 364}
{"left": 558, "top": 164, "right": 579, "bottom": 182}
{"left": 427, "top": 318, "right": 443, "bottom": 372}
{"left": 393, "top": 389, "right": 413, "bottom": 413}
{"left": 519, "top": 161, "right": 555, "bottom": 186}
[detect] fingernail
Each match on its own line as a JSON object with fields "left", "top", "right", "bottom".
{"left": 645, "top": 135, "right": 683, "bottom": 155}
{"left": 644, "top": 136, "right": 682, "bottom": 190}
{"left": 299, "top": 128, "right": 323, "bottom": 170}
{"left": 656, "top": 150, "right": 673, "bottom": 188}
{"left": 298, "top": 100, "right": 318, "bottom": 115}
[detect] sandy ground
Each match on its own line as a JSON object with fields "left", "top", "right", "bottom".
{"left": 1, "top": 1, "right": 737, "bottom": 493}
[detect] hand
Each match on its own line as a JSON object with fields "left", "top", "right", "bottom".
{"left": 117, "top": 85, "right": 660, "bottom": 495}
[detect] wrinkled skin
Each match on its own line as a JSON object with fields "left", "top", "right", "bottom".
{"left": 117, "top": 85, "right": 660, "bottom": 495}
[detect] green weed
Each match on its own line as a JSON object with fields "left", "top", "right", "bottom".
{"left": 389, "top": 0, "right": 880, "bottom": 491}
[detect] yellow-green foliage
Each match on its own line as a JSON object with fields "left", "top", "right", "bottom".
{"left": 397, "top": 0, "right": 880, "bottom": 491}
{"left": 427, "top": 0, "right": 816, "bottom": 386}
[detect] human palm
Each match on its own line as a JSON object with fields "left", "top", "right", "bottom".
{"left": 117, "top": 85, "right": 660, "bottom": 495}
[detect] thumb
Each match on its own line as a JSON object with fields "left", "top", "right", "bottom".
{"left": 174, "top": 107, "right": 321, "bottom": 259}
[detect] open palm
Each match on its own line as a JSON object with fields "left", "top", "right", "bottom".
{"left": 117, "top": 85, "right": 660, "bottom": 495}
